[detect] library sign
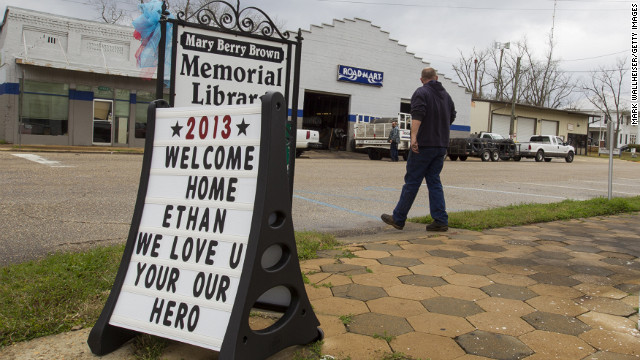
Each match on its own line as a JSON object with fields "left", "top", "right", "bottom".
{"left": 174, "top": 26, "right": 288, "bottom": 107}
{"left": 88, "top": 93, "right": 321, "bottom": 359}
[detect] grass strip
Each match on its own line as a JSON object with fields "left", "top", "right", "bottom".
{"left": 0, "top": 245, "right": 124, "bottom": 347}
{"left": 410, "top": 196, "right": 640, "bottom": 231}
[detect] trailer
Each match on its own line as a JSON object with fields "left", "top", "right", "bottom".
{"left": 447, "top": 132, "right": 521, "bottom": 161}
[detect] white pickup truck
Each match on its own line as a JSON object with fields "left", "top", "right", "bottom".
{"left": 296, "top": 129, "right": 321, "bottom": 157}
{"left": 519, "top": 135, "right": 575, "bottom": 163}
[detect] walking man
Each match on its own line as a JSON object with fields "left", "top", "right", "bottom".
{"left": 381, "top": 67, "right": 456, "bottom": 232}
{"left": 388, "top": 121, "right": 400, "bottom": 162}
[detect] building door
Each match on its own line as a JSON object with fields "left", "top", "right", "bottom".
{"left": 517, "top": 117, "right": 535, "bottom": 142}
{"left": 491, "top": 114, "right": 510, "bottom": 138}
{"left": 93, "top": 99, "right": 113, "bottom": 144}
{"left": 540, "top": 120, "right": 558, "bottom": 136}
{"left": 302, "top": 91, "right": 350, "bottom": 150}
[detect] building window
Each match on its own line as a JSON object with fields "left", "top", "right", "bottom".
{"left": 115, "top": 89, "right": 130, "bottom": 144}
{"left": 135, "top": 91, "right": 155, "bottom": 138}
{"left": 20, "top": 80, "right": 69, "bottom": 135}
{"left": 631, "top": 134, "right": 637, "bottom": 144}
{"left": 134, "top": 91, "right": 170, "bottom": 138}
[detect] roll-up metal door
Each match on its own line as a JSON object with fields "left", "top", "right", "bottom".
{"left": 540, "top": 120, "right": 558, "bottom": 136}
{"left": 491, "top": 114, "right": 510, "bottom": 138}
{"left": 517, "top": 117, "right": 535, "bottom": 142}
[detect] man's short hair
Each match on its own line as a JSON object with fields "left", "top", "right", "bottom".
{"left": 421, "top": 67, "right": 437, "bottom": 81}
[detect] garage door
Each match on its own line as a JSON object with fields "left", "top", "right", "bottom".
{"left": 541, "top": 120, "right": 558, "bottom": 136}
{"left": 491, "top": 114, "right": 510, "bottom": 138}
{"left": 517, "top": 117, "right": 535, "bottom": 142}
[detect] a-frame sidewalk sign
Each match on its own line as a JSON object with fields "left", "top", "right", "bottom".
{"left": 89, "top": 1, "right": 322, "bottom": 358}
{"left": 88, "top": 92, "right": 322, "bottom": 358}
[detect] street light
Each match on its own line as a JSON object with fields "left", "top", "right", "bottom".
{"left": 494, "top": 41, "right": 510, "bottom": 101}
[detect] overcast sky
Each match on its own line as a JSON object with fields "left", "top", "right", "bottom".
{"left": 0, "top": 0, "right": 633, "bottom": 103}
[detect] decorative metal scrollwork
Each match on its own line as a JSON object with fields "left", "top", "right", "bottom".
{"left": 175, "top": 0, "right": 291, "bottom": 40}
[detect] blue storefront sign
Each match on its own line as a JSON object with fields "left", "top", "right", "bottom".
{"left": 337, "top": 65, "right": 383, "bottom": 87}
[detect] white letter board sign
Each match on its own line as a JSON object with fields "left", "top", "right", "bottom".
{"left": 89, "top": 92, "right": 321, "bottom": 359}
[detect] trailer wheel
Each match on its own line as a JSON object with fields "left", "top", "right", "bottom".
{"left": 480, "top": 149, "right": 491, "bottom": 162}
{"left": 368, "top": 148, "right": 382, "bottom": 160}
{"left": 490, "top": 150, "right": 500, "bottom": 162}
{"left": 449, "top": 155, "right": 459, "bottom": 161}
{"left": 535, "top": 150, "right": 545, "bottom": 162}
{"left": 459, "top": 156, "right": 468, "bottom": 161}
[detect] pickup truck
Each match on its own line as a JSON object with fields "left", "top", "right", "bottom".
{"left": 353, "top": 113, "right": 411, "bottom": 160}
{"left": 519, "top": 135, "right": 575, "bottom": 163}
{"left": 296, "top": 129, "right": 322, "bottom": 157}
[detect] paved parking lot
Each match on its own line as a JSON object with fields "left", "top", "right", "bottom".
{"left": 0, "top": 149, "right": 638, "bottom": 265}
{"left": 292, "top": 151, "right": 640, "bottom": 233}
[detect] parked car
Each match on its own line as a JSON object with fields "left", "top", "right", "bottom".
{"left": 296, "top": 129, "right": 321, "bottom": 157}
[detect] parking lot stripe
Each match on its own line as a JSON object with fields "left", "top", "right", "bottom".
{"left": 11, "top": 153, "right": 74, "bottom": 167}
{"left": 517, "top": 182, "right": 640, "bottom": 196}
{"left": 293, "top": 194, "right": 379, "bottom": 219}
{"left": 444, "top": 185, "right": 568, "bottom": 199}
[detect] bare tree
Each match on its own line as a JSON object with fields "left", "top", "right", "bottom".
{"left": 452, "top": 48, "right": 491, "bottom": 98}
{"left": 453, "top": 36, "right": 576, "bottom": 109}
{"left": 582, "top": 57, "right": 629, "bottom": 147}
{"left": 517, "top": 35, "right": 575, "bottom": 108}
{"left": 92, "top": 0, "right": 128, "bottom": 24}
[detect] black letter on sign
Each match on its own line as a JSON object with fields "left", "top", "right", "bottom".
{"left": 165, "top": 146, "right": 180, "bottom": 168}
{"left": 162, "top": 205, "right": 173, "bottom": 228}
{"left": 188, "top": 306, "right": 200, "bottom": 332}
{"left": 244, "top": 146, "right": 255, "bottom": 170}
{"left": 217, "top": 275, "right": 230, "bottom": 302}
{"left": 229, "top": 243, "right": 243, "bottom": 269}
{"left": 163, "top": 301, "right": 176, "bottom": 326}
{"left": 149, "top": 298, "right": 163, "bottom": 324}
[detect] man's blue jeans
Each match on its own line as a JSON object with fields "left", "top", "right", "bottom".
{"left": 390, "top": 141, "right": 399, "bottom": 161}
{"left": 392, "top": 147, "right": 448, "bottom": 226}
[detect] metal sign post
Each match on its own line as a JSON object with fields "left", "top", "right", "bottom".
{"left": 608, "top": 119, "right": 614, "bottom": 200}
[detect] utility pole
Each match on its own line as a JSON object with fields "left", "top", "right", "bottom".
{"left": 473, "top": 58, "right": 478, "bottom": 98}
{"left": 510, "top": 56, "right": 521, "bottom": 139}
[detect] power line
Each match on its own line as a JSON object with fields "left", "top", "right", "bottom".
{"left": 560, "top": 50, "right": 628, "bottom": 62}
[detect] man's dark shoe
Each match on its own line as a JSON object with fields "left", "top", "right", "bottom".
{"left": 381, "top": 214, "right": 403, "bottom": 230}
{"left": 426, "top": 222, "right": 448, "bottom": 232}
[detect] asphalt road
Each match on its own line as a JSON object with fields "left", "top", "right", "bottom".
{"left": 1, "top": 150, "right": 638, "bottom": 265}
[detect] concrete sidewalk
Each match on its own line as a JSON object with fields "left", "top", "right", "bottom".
{"left": 1, "top": 214, "right": 639, "bottom": 360}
